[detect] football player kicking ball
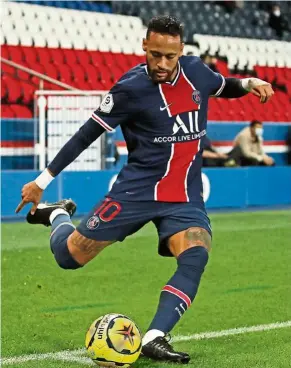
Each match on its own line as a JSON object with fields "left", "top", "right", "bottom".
{"left": 16, "top": 16, "right": 274, "bottom": 364}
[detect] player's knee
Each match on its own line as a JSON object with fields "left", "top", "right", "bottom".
{"left": 51, "top": 237, "right": 82, "bottom": 270}
{"left": 185, "top": 227, "right": 212, "bottom": 252}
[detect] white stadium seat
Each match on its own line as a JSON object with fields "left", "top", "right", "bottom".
{"left": 19, "top": 32, "right": 33, "bottom": 47}
{"left": 2, "top": 2, "right": 290, "bottom": 66}
{"left": 33, "top": 33, "right": 47, "bottom": 48}
{"left": 5, "top": 32, "right": 19, "bottom": 46}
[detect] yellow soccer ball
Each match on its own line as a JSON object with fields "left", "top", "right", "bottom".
{"left": 85, "top": 313, "right": 142, "bottom": 367}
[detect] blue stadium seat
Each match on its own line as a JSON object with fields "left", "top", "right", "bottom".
{"left": 12, "top": 0, "right": 112, "bottom": 13}
{"left": 112, "top": 0, "right": 291, "bottom": 42}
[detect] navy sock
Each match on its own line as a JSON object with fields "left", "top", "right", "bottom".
{"left": 148, "top": 246, "right": 209, "bottom": 333}
{"left": 50, "top": 214, "right": 81, "bottom": 270}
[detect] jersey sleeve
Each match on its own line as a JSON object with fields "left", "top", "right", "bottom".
{"left": 91, "top": 84, "right": 132, "bottom": 131}
{"left": 199, "top": 60, "right": 226, "bottom": 97}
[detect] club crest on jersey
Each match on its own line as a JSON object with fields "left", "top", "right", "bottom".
{"left": 100, "top": 93, "right": 114, "bottom": 113}
{"left": 86, "top": 215, "right": 100, "bottom": 230}
{"left": 192, "top": 90, "right": 201, "bottom": 105}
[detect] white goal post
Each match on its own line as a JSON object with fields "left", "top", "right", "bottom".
{"left": 34, "top": 90, "right": 109, "bottom": 171}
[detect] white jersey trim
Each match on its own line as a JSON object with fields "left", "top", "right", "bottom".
{"left": 212, "top": 74, "right": 226, "bottom": 97}
{"left": 92, "top": 113, "right": 114, "bottom": 132}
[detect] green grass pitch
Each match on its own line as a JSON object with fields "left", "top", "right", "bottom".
{"left": 2, "top": 209, "right": 291, "bottom": 367}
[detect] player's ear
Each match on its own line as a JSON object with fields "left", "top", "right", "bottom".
{"left": 180, "top": 43, "right": 185, "bottom": 57}
{"left": 142, "top": 38, "right": 147, "bottom": 52}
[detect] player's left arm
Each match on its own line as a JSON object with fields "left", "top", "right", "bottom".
{"left": 216, "top": 77, "right": 274, "bottom": 103}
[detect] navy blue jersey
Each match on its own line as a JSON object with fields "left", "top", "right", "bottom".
{"left": 91, "top": 56, "right": 225, "bottom": 202}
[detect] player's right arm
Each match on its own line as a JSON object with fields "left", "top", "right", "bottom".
{"left": 16, "top": 86, "right": 131, "bottom": 214}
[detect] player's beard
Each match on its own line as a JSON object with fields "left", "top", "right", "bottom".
{"left": 146, "top": 60, "right": 178, "bottom": 84}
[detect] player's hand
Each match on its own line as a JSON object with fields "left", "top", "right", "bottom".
{"left": 217, "top": 152, "right": 228, "bottom": 159}
{"left": 15, "top": 181, "right": 43, "bottom": 214}
{"left": 247, "top": 79, "right": 274, "bottom": 103}
{"left": 263, "top": 155, "right": 274, "bottom": 166}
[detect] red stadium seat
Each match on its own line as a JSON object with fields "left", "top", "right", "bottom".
{"left": 16, "top": 61, "right": 32, "bottom": 81}
{"left": 254, "top": 66, "right": 266, "bottom": 80}
{"left": 75, "top": 49, "right": 92, "bottom": 65}
{"left": 4, "top": 75, "right": 23, "bottom": 103}
{"left": 91, "top": 51, "right": 106, "bottom": 67}
{"left": 20, "top": 81, "right": 36, "bottom": 104}
{"left": 63, "top": 48, "right": 78, "bottom": 66}
{"left": 1, "top": 104, "right": 16, "bottom": 118}
{"left": 72, "top": 64, "right": 86, "bottom": 83}
{"left": 1, "top": 45, "right": 290, "bottom": 121}
{"left": 48, "top": 48, "right": 65, "bottom": 65}
{"left": 7, "top": 45, "right": 25, "bottom": 63}
{"left": 114, "top": 53, "right": 132, "bottom": 72}
{"left": 265, "top": 67, "right": 276, "bottom": 83}
{"left": 57, "top": 64, "right": 73, "bottom": 84}
{"left": 1, "top": 61, "right": 16, "bottom": 75}
{"left": 10, "top": 104, "right": 33, "bottom": 118}
{"left": 98, "top": 65, "right": 114, "bottom": 89}
{"left": 1, "top": 79, "right": 8, "bottom": 100}
{"left": 216, "top": 59, "right": 229, "bottom": 76}
{"left": 102, "top": 52, "right": 116, "bottom": 67}
{"left": 42, "top": 62, "right": 59, "bottom": 80}
{"left": 113, "top": 67, "right": 124, "bottom": 83}
{"left": 37, "top": 47, "right": 52, "bottom": 64}
{"left": 2, "top": 45, "right": 9, "bottom": 59}
{"left": 22, "top": 46, "right": 38, "bottom": 65}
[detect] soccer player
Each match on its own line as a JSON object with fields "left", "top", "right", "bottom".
{"left": 16, "top": 16, "right": 274, "bottom": 364}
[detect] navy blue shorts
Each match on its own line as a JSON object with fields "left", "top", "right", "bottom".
{"left": 77, "top": 197, "right": 212, "bottom": 257}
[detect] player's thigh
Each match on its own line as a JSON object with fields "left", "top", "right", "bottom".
{"left": 155, "top": 202, "right": 212, "bottom": 258}
{"left": 168, "top": 227, "right": 212, "bottom": 258}
{"left": 76, "top": 197, "right": 151, "bottom": 263}
{"left": 67, "top": 230, "right": 115, "bottom": 265}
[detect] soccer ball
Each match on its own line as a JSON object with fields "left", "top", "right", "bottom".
{"left": 85, "top": 313, "right": 142, "bottom": 367}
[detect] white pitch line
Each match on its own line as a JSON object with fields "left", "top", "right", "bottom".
{"left": 172, "top": 320, "right": 291, "bottom": 342}
{"left": 2, "top": 320, "right": 291, "bottom": 366}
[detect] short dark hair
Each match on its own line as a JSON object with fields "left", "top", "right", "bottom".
{"left": 250, "top": 120, "right": 262, "bottom": 127}
{"left": 146, "top": 15, "right": 183, "bottom": 40}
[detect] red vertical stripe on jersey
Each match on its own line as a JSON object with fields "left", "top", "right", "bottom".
{"left": 161, "top": 70, "right": 199, "bottom": 116}
{"left": 155, "top": 140, "right": 200, "bottom": 202}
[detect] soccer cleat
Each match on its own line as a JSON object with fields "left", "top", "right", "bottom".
{"left": 142, "top": 335, "right": 190, "bottom": 364}
{"left": 26, "top": 199, "right": 76, "bottom": 227}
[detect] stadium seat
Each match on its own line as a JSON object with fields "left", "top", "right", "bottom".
{"left": 16, "top": 62, "right": 32, "bottom": 81}
{"left": 20, "top": 81, "right": 36, "bottom": 105}
{"left": 1, "top": 1, "right": 291, "bottom": 121}
{"left": 1, "top": 79, "right": 8, "bottom": 101}
{"left": 10, "top": 104, "right": 33, "bottom": 118}
{"left": 1, "top": 104, "right": 16, "bottom": 118}
{"left": 4, "top": 75, "right": 23, "bottom": 104}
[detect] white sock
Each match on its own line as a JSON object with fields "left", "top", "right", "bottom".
{"left": 49, "top": 209, "right": 69, "bottom": 225}
{"left": 142, "top": 329, "right": 165, "bottom": 346}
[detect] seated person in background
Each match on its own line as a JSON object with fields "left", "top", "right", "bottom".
{"left": 229, "top": 120, "right": 274, "bottom": 166}
{"left": 269, "top": 4, "right": 289, "bottom": 39}
{"left": 202, "top": 136, "right": 236, "bottom": 167}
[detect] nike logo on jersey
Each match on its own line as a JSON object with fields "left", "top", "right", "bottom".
{"left": 160, "top": 103, "right": 172, "bottom": 111}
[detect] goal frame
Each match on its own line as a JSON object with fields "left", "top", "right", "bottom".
{"left": 34, "top": 90, "right": 109, "bottom": 171}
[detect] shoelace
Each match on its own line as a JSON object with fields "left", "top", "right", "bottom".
{"left": 153, "top": 335, "right": 174, "bottom": 352}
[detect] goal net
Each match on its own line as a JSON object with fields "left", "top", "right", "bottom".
{"left": 34, "top": 90, "right": 108, "bottom": 171}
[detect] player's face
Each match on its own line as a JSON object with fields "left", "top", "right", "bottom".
{"left": 143, "top": 32, "right": 184, "bottom": 83}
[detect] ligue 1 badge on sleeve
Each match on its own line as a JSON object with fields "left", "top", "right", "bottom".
{"left": 192, "top": 90, "right": 202, "bottom": 105}
{"left": 86, "top": 215, "right": 100, "bottom": 230}
{"left": 100, "top": 93, "right": 114, "bottom": 113}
